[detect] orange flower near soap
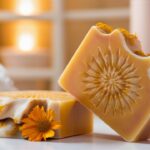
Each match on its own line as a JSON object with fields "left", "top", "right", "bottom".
{"left": 20, "top": 105, "right": 61, "bottom": 141}
{"left": 0, "top": 91, "right": 93, "bottom": 140}
{"left": 59, "top": 23, "right": 150, "bottom": 142}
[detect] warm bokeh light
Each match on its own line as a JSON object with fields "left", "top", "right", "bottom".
{"left": 0, "top": 20, "right": 52, "bottom": 49}
{"left": 16, "top": 0, "right": 36, "bottom": 15}
{"left": 18, "top": 32, "right": 35, "bottom": 52}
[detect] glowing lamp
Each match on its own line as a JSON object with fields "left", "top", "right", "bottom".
{"left": 17, "top": 32, "right": 35, "bottom": 52}
{"left": 16, "top": 0, "right": 36, "bottom": 15}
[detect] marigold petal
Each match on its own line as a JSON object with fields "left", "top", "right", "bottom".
{"left": 47, "top": 109, "right": 55, "bottom": 121}
{"left": 22, "top": 128, "right": 38, "bottom": 137}
{"left": 43, "top": 130, "right": 55, "bottom": 140}
{"left": 28, "top": 106, "right": 45, "bottom": 121}
{"left": 20, "top": 124, "right": 37, "bottom": 131}
{"left": 28, "top": 132, "right": 43, "bottom": 141}
{"left": 21, "top": 118, "right": 36, "bottom": 124}
{"left": 34, "top": 133, "right": 43, "bottom": 141}
{"left": 51, "top": 122, "right": 61, "bottom": 130}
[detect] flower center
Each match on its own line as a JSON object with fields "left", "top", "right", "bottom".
{"left": 100, "top": 70, "right": 123, "bottom": 94}
{"left": 108, "top": 78, "right": 116, "bottom": 85}
{"left": 37, "top": 120, "right": 51, "bottom": 132}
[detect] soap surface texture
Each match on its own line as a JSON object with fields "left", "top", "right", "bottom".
{"left": 59, "top": 26, "right": 150, "bottom": 141}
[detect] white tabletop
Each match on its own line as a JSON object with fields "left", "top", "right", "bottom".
{"left": 0, "top": 117, "right": 149, "bottom": 150}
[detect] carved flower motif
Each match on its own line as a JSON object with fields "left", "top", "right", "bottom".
{"left": 83, "top": 47, "right": 141, "bottom": 115}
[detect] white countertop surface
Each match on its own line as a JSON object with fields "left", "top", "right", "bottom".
{"left": 0, "top": 117, "right": 149, "bottom": 150}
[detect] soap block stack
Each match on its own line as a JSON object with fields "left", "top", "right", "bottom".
{"left": 0, "top": 23, "right": 149, "bottom": 142}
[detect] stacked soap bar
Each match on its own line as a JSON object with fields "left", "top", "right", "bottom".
{"left": 59, "top": 23, "right": 150, "bottom": 142}
{"left": 0, "top": 91, "right": 93, "bottom": 138}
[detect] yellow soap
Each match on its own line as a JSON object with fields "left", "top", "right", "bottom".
{"left": 59, "top": 23, "right": 150, "bottom": 142}
{"left": 0, "top": 91, "right": 93, "bottom": 139}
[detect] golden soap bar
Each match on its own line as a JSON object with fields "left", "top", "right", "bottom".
{"left": 0, "top": 91, "right": 93, "bottom": 139}
{"left": 59, "top": 23, "right": 150, "bottom": 142}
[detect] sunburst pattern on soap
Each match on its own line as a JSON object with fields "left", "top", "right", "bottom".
{"left": 83, "top": 47, "right": 141, "bottom": 115}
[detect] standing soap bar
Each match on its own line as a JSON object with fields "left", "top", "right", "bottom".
{"left": 59, "top": 23, "right": 150, "bottom": 142}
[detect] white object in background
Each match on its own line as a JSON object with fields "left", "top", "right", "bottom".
{"left": 130, "top": 0, "right": 150, "bottom": 54}
{"left": 0, "top": 65, "right": 17, "bottom": 91}
{"left": 0, "top": 48, "right": 50, "bottom": 68}
{"left": 1, "top": 51, "right": 50, "bottom": 69}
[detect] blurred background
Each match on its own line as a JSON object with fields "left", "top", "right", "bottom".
{"left": 0, "top": 0, "right": 147, "bottom": 91}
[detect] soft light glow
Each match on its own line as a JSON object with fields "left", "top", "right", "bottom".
{"left": 16, "top": 0, "right": 35, "bottom": 15}
{"left": 18, "top": 33, "right": 35, "bottom": 52}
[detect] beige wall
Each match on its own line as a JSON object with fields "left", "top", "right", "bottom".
{"left": 64, "top": 0, "right": 129, "bottom": 10}
{"left": 0, "top": 0, "right": 129, "bottom": 90}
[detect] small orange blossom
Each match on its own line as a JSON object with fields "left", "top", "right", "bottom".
{"left": 20, "top": 105, "right": 61, "bottom": 141}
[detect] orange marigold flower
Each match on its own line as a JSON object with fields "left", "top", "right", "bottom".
{"left": 20, "top": 105, "right": 61, "bottom": 141}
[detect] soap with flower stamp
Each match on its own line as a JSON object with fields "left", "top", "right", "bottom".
{"left": 59, "top": 23, "right": 150, "bottom": 142}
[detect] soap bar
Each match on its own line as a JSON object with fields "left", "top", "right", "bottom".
{"left": 0, "top": 119, "right": 19, "bottom": 138}
{"left": 59, "top": 23, "right": 150, "bottom": 142}
{"left": 0, "top": 91, "right": 93, "bottom": 139}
